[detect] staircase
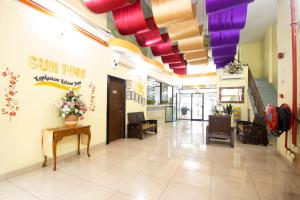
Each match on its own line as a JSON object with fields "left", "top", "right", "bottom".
{"left": 255, "top": 79, "right": 277, "bottom": 107}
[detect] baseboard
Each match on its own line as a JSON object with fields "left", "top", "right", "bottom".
{"left": 0, "top": 142, "right": 106, "bottom": 181}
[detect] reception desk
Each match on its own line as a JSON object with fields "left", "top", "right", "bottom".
{"left": 147, "top": 104, "right": 173, "bottom": 124}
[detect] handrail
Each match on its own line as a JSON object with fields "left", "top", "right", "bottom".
{"left": 248, "top": 69, "right": 265, "bottom": 115}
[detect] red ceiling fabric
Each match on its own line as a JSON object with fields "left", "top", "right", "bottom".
{"left": 161, "top": 53, "right": 185, "bottom": 64}
{"left": 83, "top": 0, "right": 136, "bottom": 14}
{"left": 173, "top": 67, "right": 187, "bottom": 75}
{"left": 135, "top": 17, "right": 163, "bottom": 47}
{"left": 151, "top": 34, "right": 179, "bottom": 56}
{"left": 169, "top": 61, "right": 187, "bottom": 69}
{"left": 112, "top": 0, "right": 148, "bottom": 35}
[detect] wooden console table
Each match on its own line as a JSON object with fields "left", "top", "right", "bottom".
{"left": 42, "top": 125, "right": 91, "bottom": 170}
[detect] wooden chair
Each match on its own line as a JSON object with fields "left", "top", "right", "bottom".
{"left": 236, "top": 114, "right": 268, "bottom": 146}
{"left": 127, "top": 112, "right": 157, "bottom": 139}
{"left": 206, "top": 115, "right": 234, "bottom": 148}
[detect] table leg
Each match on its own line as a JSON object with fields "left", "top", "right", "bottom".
{"left": 42, "top": 156, "right": 47, "bottom": 167}
{"left": 87, "top": 133, "right": 91, "bottom": 157}
{"left": 77, "top": 134, "right": 80, "bottom": 155}
{"left": 52, "top": 142, "right": 57, "bottom": 171}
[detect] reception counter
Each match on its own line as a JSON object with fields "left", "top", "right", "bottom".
{"left": 147, "top": 104, "right": 173, "bottom": 124}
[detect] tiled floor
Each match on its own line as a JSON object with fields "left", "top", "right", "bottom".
{"left": 2, "top": 121, "right": 300, "bottom": 200}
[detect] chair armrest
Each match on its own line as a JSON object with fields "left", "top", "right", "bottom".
{"left": 146, "top": 120, "right": 157, "bottom": 125}
{"left": 236, "top": 120, "right": 252, "bottom": 126}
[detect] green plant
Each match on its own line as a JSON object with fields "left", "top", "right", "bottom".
{"left": 225, "top": 104, "right": 234, "bottom": 115}
{"left": 181, "top": 106, "right": 190, "bottom": 115}
{"left": 147, "top": 99, "right": 156, "bottom": 105}
{"left": 224, "top": 60, "right": 246, "bottom": 74}
{"left": 160, "top": 100, "right": 169, "bottom": 105}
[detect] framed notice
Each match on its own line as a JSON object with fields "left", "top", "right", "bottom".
{"left": 134, "top": 92, "right": 139, "bottom": 102}
{"left": 126, "top": 90, "right": 131, "bottom": 100}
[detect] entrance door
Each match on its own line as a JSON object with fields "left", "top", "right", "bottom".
{"left": 192, "top": 93, "right": 204, "bottom": 121}
{"left": 107, "top": 76, "right": 126, "bottom": 144}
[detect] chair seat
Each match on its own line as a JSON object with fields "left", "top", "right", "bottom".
{"left": 208, "top": 132, "right": 230, "bottom": 140}
{"left": 142, "top": 124, "right": 156, "bottom": 130}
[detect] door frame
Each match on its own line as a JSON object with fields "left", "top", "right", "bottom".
{"left": 106, "top": 75, "right": 126, "bottom": 144}
{"left": 177, "top": 93, "right": 204, "bottom": 121}
{"left": 191, "top": 93, "right": 204, "bottom": 121}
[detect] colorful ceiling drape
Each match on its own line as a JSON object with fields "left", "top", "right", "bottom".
{"left": 151, "top": 0, "right": 196, "bottom": 27}
{"left": 135, "top": 17, "right": 163, "bottom": 47}
{"left": 112, "top": 0, "right": 148, "bottom": 35}
{"left": 85, "top": 0, "right": 231, "bottom": 75}
{"left": 206, "top": 0, "right": 253, "bottom": 68}
{"left": 83, "top": 0, "right": 136, "bottom": 14}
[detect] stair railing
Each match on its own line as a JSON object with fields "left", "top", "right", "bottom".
{"left": 248, "top": 69, "right": 265, "bottom": 115}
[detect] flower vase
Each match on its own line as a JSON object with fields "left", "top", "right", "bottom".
{"left": 64, "top": 115, "right": 79, "bottom": 128}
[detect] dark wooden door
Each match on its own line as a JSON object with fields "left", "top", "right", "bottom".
{"left": 107, "top": 76, "right": 125, "bottom": 143}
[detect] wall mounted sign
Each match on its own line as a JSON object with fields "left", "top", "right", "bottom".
{"left": 28, "top": 56, "right": 85, "bottom": 91}
{"left": 1, "top": 68, "right": 20, "bottom": 121}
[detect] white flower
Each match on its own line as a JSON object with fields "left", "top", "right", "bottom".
{"left": 61, "top": 113, "right": 65, "bottom": 118}
{"left": 75, "top": 109, "right": 79, "bottom": 113}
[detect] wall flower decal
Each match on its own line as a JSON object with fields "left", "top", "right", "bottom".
{"left": 1, "top": 68, "right": 20, "bottom": 121}
{"left": 89, "top": 82, "right": 96, "bottom": 112}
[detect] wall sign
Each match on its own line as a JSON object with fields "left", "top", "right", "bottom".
{"left": 1, "top": 68, "right": 20, "bottom": 121}
{"left": 28, "top": 56, "right": 85, "bottom": 91}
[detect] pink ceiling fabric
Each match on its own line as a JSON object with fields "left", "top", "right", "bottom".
{"left": 161, "top": 53, "right": 185, "bottom": 64}
{"left": 112, "top": 0, "right": 148, "bottom": 35}
{"left": 135, "top": 17, "right": 163, "bottom": 47}
{"left": 173, "top": 67, "right": 187, "bottom": 75}
{"left": 83, "top": 0, "right": 136, "bottom": 14}
{"left": 151, "top": 34, "right": 179, "bottom": 56}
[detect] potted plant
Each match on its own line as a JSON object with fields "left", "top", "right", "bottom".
{"left": 181, "top": 106, "right": 190, "bottom": 116}
{"left": 225, "top": 104, "right": 233, "bottom": 115}
{"left": 147, "top": 99, "right": 156, "bottom": 105}
{"left": 57, "top": 90, "right": 87, "bottom": 128}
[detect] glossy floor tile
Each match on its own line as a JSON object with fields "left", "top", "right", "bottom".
{"left": 2, "top": 121, "right": 300, "bottom": 199}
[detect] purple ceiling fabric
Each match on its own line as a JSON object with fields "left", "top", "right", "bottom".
{"left": 208, "top": 4, "right": 248, "bottom": 32}
{"left": 216, "top": 63, "right": 228, "bottom": 69}
{"left": 214, "top": 57, "right": 234, "bottom": 64}
{"left": 212, "top": 45, "right": 237, "bottom": 58}
{"left": 205, "top": 0, "right": 254, "bottom": 14}
{"left": 210, "top": 30, "right": 240, "bottom": 47}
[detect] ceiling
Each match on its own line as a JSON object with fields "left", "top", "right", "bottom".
{"left": 240, "top": 0, "right": 278, "bottom": 43}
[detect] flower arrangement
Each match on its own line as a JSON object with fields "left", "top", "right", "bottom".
{"left": 224, "top": 60, "right": 246, "bottom": 74}
{"left": 56, "top": 90, "right": 87, "bottom": 119}
{"left": 1, "top": 68, "right": 20, "bottom": 121}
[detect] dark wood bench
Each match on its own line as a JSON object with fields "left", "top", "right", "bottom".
{"left": 236, "top": 114, "right": 268, "bottom": 146}
{"left": 127, "top": 112, "right": 157, "bottom": 139}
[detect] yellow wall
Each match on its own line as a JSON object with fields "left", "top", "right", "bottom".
{"left": 216, "top": 67, "right": 249, "bottom": 122}
{"left": 263, "top": 25, "right": 278, "bottom": 90}
{"left": 0, "top": 0, "right": 148, "bottom": 176}
{"left": 276, "top": 0, "right": 300, "bottom": 161}
{"left": 240, "top": 42, "right": 264, "bottom": 79}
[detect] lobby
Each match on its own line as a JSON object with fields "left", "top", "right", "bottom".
{"left": 1, "top": 0, "right": 300, "bottom": 199}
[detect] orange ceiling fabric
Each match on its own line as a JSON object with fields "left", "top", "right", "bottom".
{"left": 184, "top": 50, "right": 207, "bottom": 61}
{"left": 178, "top": 35, "right": 205, "bottom": 53}
{"left": 151, "top": 0, "right": 195, "bottom": 27}
{"left": 167, "top": 20, "right": 203, "bottom": 42}
{"left": 189, "top": 58, "right": 209, "bottom": 65}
